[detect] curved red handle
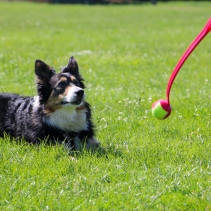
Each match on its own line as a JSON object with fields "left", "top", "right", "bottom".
{"left": 166, "top": 18, "right": 211, "bottom": 104}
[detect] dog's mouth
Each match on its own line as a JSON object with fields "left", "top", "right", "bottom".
{"left": 72, "top": 99, "right": 83, "bottom": 105}
{"left": 61, "top": 99, "right": 83, "bottom": 106}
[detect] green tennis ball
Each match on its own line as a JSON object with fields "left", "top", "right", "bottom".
{"left": 152, "top": 99, "right": 172, "bottom": 120}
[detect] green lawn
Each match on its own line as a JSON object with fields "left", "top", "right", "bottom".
{"left": 0, "top": 1, "right": 211, "bottom": 210}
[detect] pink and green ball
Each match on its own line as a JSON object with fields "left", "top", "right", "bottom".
{"left": 152, "top": 99, "right": 172, "bottom": 120}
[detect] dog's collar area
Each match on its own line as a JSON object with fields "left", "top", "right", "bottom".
{"left": 76, "top": 102, "right": 86, "bottom": 111}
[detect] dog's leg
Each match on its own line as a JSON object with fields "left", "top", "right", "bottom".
{"left": 73, "top": 136, "right": 100, "bottom": 150}
{"left": 86, "top": 136, "right": 100, "bottom": 149}
{"left": 73, "top": 136, "right": 82, "bottom": 150}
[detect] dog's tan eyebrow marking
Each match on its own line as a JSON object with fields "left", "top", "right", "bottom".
{"left": 60, "top": 77, "right": 67, "bottom": 82}
{"left": 70, "top": 76, "right": 76, "bottom": 81}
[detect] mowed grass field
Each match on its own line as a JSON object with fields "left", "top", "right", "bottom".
{"left": 0, "top": 1, "right": 211, "bottom": 210}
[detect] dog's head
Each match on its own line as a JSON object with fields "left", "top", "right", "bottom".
{"left": 35, "top": 56, "right": 85, "bottom": 114}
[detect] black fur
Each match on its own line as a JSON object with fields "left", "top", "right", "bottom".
{"left": 0, "top": 56, "right": 99, "bottom": 150}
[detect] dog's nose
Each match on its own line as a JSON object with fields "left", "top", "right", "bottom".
{"left": 76, "top": 90, "right": 84, "bottom": 97}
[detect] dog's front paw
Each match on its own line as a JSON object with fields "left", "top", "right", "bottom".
{"left": 87, "top": 137, "right": 100, "bottom": 149}
{"left": 74, "top": 136, "right": 100, "bottom": 150}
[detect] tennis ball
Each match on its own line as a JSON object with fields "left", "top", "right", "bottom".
{"left": 152, "top": 99, "right": 172, "bottom": 120}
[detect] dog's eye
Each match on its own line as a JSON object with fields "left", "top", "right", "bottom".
{"left": 57, "top": 82, "right": 66, "bottom": 88}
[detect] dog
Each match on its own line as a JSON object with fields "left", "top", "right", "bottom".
{"left": 0, "top": 56, "right": 100, "bottom": 150}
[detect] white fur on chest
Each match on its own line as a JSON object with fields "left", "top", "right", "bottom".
{"left": 44, "top": 108, "right": 88, "bottom": 132}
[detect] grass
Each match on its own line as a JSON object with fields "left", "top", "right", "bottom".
{"left": 0, "top": 1, "right": 211, "bottom": 210}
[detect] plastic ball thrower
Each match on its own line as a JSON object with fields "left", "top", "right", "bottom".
{"left": 152, "top": 17, "right": 211, "bottom": 120}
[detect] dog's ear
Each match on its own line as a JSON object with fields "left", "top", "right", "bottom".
{"left": 62, "top": 56, "right": 79, "bottom": 76}
{"left": 62, "top": 56, "right": 85, "bottom": 88}
{"left": 35, "top": 60, "right": 55, "bottom": 81}
{"left": 35, "top": 60, "right": 56, "bottom": 104}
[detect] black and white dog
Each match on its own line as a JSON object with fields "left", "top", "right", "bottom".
{"left": 0, "top": 56, "right": 100, "bottom": 150}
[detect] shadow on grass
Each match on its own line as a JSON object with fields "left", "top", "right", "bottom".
{"left": 0, "top": 133, "right": 123, "bottom": 159}
{"left": 69, "top": 145, "right": 123, "bottom": 159}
